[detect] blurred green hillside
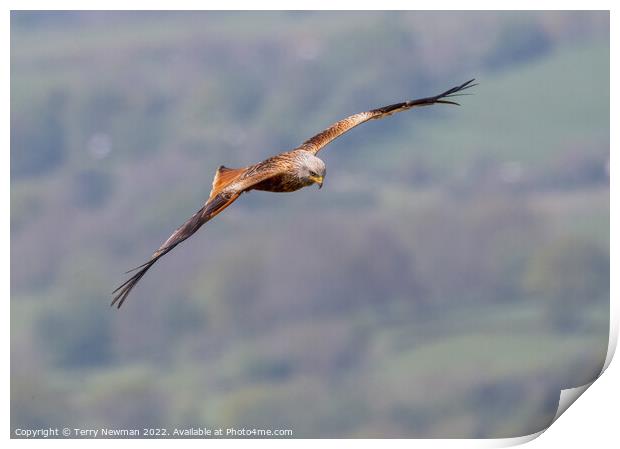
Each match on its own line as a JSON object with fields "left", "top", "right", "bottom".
{"left": 11, "top": 11, "right": 609, "bottom": 438}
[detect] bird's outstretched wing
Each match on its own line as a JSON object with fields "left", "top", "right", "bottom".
{"left": 111, "top": 165, "right": 278, "bottom": 308}
{"left": 299, "top": 79, "right": 477, "bottom": 155}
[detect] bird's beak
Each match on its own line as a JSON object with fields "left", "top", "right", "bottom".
{"left": 310, "top": 175, "right": 324, "bottom": 189}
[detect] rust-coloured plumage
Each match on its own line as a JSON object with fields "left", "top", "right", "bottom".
{"left": 112, "top": 79, "right": 476, "bottom": 307}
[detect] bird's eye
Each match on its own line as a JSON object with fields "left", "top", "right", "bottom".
{"left": 309, "top": 171, "right": 317, "bottom": 177}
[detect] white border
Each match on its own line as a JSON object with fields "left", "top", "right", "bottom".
{"left": 0, "top": 1, "right": 617, "bottom": 10}
{"left": 4, "top": 2, "right": 616, "bottom": 447}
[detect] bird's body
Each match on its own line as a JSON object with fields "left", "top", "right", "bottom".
{"left": 246, "top": 150, "right": 326, "bottom": 193}
{"left": 112, "top": 79, "right": 476, "bottom": 307}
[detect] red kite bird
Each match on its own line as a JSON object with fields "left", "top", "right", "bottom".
{"left": 112, "top": 79, "right": 476, "bottom": 307}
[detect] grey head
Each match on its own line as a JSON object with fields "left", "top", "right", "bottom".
{"left": 294, "top": 151, "right": 326, "bottom": 189}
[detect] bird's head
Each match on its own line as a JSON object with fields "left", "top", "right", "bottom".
{"left": 296, "top": 152, "right": 326, "bottom": 189}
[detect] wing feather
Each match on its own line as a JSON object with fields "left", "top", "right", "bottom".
{"left": 112, "top": 164, "right": 282, "bottom": 308}
{"left": 111, "top": 191, "right": 239, "bottom": 308}
{"left": 299, "top": 79, "right": 476, "bottom": 155}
